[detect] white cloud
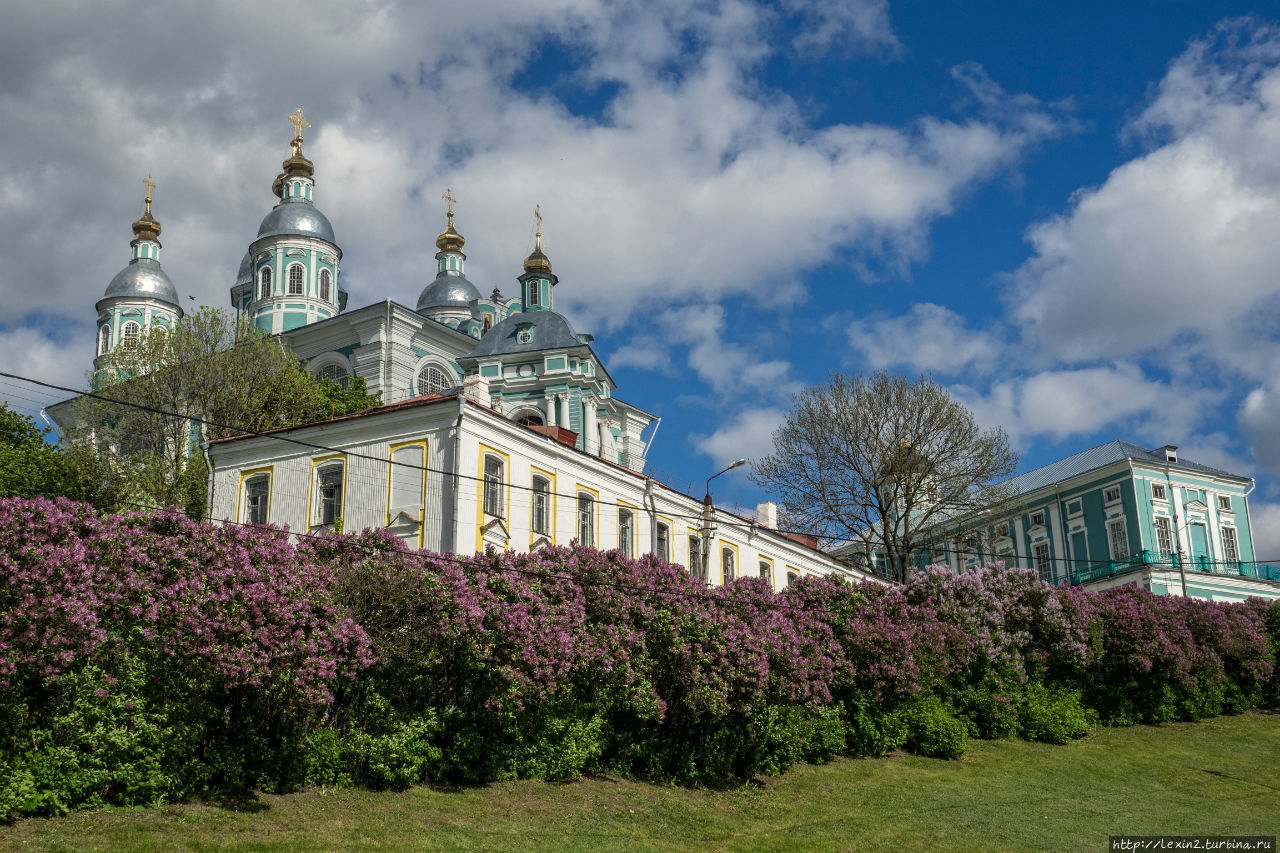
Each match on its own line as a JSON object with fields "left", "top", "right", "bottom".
{"left": 0, "top": 326, "right": 90, "bottom": 418}
{"left": 782, "top": 0, "right": 899, "bottom": 56}
{"left": 1240, "top": 380, "right": 1280, "bottom": 474}
{"left": 1249, "top": 501, "right": 1280, "bottom": 562}
{"left": 655, "top": 304, "right": 799, "bottom": 399}
{"left": 952, "top": 363, "right": 1200, "bottom": 444}
{"left": 1005, "top": 19, "right": 1280, "bottom": 365}
{"left": 847, "top": 302, "right": 1002, "bottom": 374}
{"left": 694, "top": 406, "right": 785, "bottom": 469}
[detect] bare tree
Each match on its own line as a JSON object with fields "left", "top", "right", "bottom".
{"left": 752, "top": 371, "right": 1018, "bottom": 583}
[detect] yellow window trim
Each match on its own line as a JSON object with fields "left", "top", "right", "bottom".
{"left": 386, "top": 439, "right": 428, "bottom": 550}
{"left": 719, "top": 540, "right": 740, "bottom": 586}
{"left": 758, "top": 554, "right": 775, "bottom": 585}
{"left": 237, "top": 466, "right": 273, "bottom": 525}
{"left": 530, "top": 466, "right": 557, "bottom": 548}
{"left": 575, "top": 483, "right": 600, "bottom": 548}
{"left": 309, "top": 453, "right": 347, "bottom": 531}
{"left": 616, "top": 499, "right": 639, "bottom": 555}
{"left": 476, "top": 444, "right": 511, "bottom": 553}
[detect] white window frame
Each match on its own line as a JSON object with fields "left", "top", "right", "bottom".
{"left": 315, "top": 363, "right": 349, "bottom": 388}
{"left": 577, "top": 491, "right": 595, "bottom": 547}
{"left": 416, "top": 362, "right": 454, "bottom": 397}
{"left": 259, "top": 267, "right": 272, "bottom": 299}
{"left": 531, "top": 475, "right": 551, "bottom": 536}
{"left": 1151, "top": 483, "right": 1167, "bottom": 501}
{"left": 1104, "top": 486, "right": 1122, "bottom": 504}
{"left": 1033, "top": 542, "right": 1052, "bottom": 583}
{"left": 483, "top": 455, "right": 504, "bottom": 518}
{"left": 759, "top": 561, "right": 772, "bottom": 582}
{"left": 319, "top": 269, "right": 332, "bottom": 302}
{"left": 121, "top": 321, "right": 141, "bottom": 347}
{"left": 1030, "top": 510, "right": 1046, "bottom": 527}
{"left": 1221, "top": 525, "right": 1240, "bottom": 563}
{"left": 1154, "top": 516, "right": 1174, "bottom": 555}
{"left": 97, "top": 324, "right": 111, "bottom": 355}
{"left": 721, "top": 546, "right": 735, "bottom": 582}
{"left": 1217, "top": 495, "right": 1232, "bottom": 512}
{"left": 316, "top": 462, "right": 344, "bottom": 527}
{"left": 655, "top": 522, "right": 670, "bottom": 562}
{"left": 1108, "top": 518, "right": 1129, "bottom": 562}
{"left": 618, "top": 507, "right": 635, "bottom": 559}
{"left": 244, "top": 473, "right": 270, "bottom": 525}
{"left": 688, "top": 534, "right": 703, "bottom": 579}
{"left": 287, "top": 263, "right": 305, "bottom": 296}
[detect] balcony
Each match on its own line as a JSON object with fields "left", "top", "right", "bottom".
{"left": 1068, "top": 550, "right": 1280, "bottom": 586}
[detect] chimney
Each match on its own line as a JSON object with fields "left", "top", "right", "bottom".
{"left": 463, "top": 374, "right": 489, "bottom": 406}
{"left": 1162, "top": 444, "right": 1178, "bottom": 463}
{"left": 756, "top": 501, "right": 778, "bottom": 530}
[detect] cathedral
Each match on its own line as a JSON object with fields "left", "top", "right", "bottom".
{"left": 75, "top": 111, "right": 865, "bottom": 588}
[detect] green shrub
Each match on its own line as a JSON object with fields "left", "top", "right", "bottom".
{"left": 903, "top": 701, "right": 967, "bottom": 760}
{"left": 1017, "top": 685, "right": 1094, "bottom": 745}
{"left": 950, "top": 686, "right": 1019, "bottom": 740}
{"left": 844, "top": 698, "right": 908, "bottom": 757}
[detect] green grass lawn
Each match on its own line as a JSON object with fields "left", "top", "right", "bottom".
{"left": 5, "top": 712, "right": 1278, "bottom": 852}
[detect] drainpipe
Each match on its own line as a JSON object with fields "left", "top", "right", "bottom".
{"left": 1052, "top": 484, "right": 1068, "bottom": 585}
{"left": 451, "top": 394, "right": 465, "bottom": 553}
{"left": 1244, "top": 478, "right": 1257, "bottom": 567}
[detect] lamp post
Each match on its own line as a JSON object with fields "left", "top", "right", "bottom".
{"left": 702, "top": 458, "right": 746, "bottom": 584}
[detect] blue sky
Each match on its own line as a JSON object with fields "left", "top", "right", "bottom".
{"left": 0, "top": 1, "right": 1278, "bottom": 555}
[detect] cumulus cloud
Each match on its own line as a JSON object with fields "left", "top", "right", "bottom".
{"left": 847, "top": 302, "right": 1002, "bottom": 374}
{"left": 1240, "top": 380, "right": 1280, "bottom": 473}
{"left": 1250, "top": 501, "right": 1280, "bottom": 561}
{"left": 694, "top": 406, "right": 785, "bottom": 469}
{"left": 654, "top": 304, "right": 799, "bottom": 399}
{"left": 782, "top": 0, "right": 899, "bottom": 56}
{"left": 1005, "top": 18, "right": 1280, "bottom": 364}
{"left": 0, "top": 326, "right": 89, "bottom": 418}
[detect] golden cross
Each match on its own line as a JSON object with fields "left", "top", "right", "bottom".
{"left": 142, "top": 174, "right": 155, "bottom": 215}
{"left": 287, "top": 108, "right": 310, "bottom": 154}
{"left": 534, "top": 204, "right": 543, "bottom": 250}
{"left": 442, "top": 188, "right": 456, "bottom": 222}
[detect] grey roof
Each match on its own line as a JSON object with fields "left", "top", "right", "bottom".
{"left": 256, "top": 198, "right": 336, "bottom": 244}
{"left": 1004, "top": 440, "right": 1246, "bottom": 496}
{"left": 100, "top": 258, "right": 180, "bottom": 306}
{"left": 462, "top": 309, "right": 585, "bottom": 359}
{"left": 416, "top": 271, "right": 482, "bottom": 312}
{"left": 236, "top": 251, "right": 252, "bottom": 285}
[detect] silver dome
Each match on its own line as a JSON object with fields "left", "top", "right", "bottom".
{"left": 417, "top": 271, "right": 482, "bottom": 312}
{"left": 102, "top": 258, "right": 180, "bottom": 306}
{"left": 236, "top": 251, "right": 253, "bottom": 285}
{"left": 256, "top": 198, "right": 336, "bottom": 244}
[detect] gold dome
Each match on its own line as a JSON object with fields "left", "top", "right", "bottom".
{"left": 436, "top": 188, "right": 466, "bottom": 253}
{"left": 522, "top": 205, "right": 551, "bottom": 274}
{"left": 131, "top": 175, "right": 161, "bottom": 243}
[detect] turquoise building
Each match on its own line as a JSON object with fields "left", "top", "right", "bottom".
{"left": 912, "top": 441, "right": 1278, "bottom": 601}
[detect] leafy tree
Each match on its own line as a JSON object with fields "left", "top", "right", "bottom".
{"left": 72, "top": 307, "right": 380, "bottom": 515}
{"left": 752, "top": 371, "right": 1018, "bottom": 583}
{"left": 0, "top": 402, "right": 104, "bottom": 502}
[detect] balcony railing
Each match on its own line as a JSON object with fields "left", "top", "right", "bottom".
{"left": 1067, "top": 549, "right": 1280, "bottom": 586}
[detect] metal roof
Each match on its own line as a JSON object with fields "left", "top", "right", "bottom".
{"left": 100, "top": 258, "right": 180, "bottom": 306}
{"left": 1004, "top": 440, "right": 1246, "bottom": 496}
{"left": 256, "top": 198, "right": 337, "bottom": 244}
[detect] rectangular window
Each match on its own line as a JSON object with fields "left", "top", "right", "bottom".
{"left": 721, "top": 547, "right": 735, "bottom": 582}
{"left": 318, "top": 464, "right": 343, "bottom": 526}
{"left": 759, "top": 560, "right": 772, "bottom": 582}
{"left": 389, "top": 444, "right": 425, "bottom": 521}
{"left": 483, "top": 455, "right": 504, "bottom": 518}
{"left": 1033, "top": 543, "right": 1052, "bottom": 583}
{"left": 577, "top": 492, "right": 594, "bottom": 547}
{"left": 1222, "top": 526, "right": 1240, "bottom": 563}
{"left": 1108, "top": 518, "right": 1129, "bottom": 562}
{"left": 1152, "top": 483, "right": 1167, "bottom": 501}
{"left": 1030, "top": 510, "right": 1046, "bottom": 527}
{"left": 1154, "top": 516, "right": 1174, "bottom": 555}
{"left": 1217, "top": 495, "right": 1232, "bottom": 512}
{"left": 531, "top": 475, "right": 550, "bottom": 535}
{"left": 618, "top": 507, "right": 634, "bottom": 559}
{"left": 244, "top": 474, "right": 270, "bottom": 525}
{"left": 1104, "top": 486, "right": 1121, "bottom": 504}
{"left": 688, "top": 535, "right": 703, "bottom": 580}
{"left": 656, "top": 522, "right": 670, "bottom": 562}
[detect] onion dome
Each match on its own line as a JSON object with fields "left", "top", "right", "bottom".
{"left": 523, "top": 204, "right": 552, "bottom": 274}
{"left": 416, "top": 274, "right": 482, "bottom": 312}
{"left": 131, "top": 207, "right": 161, "bottom": 243}
{"left": 256, "top": 201, "right": 336, "bottom": 243}
{"left": 436, "top": 188, "right": 466, "bottom": 254}
{"left": 102, "top": 177, "right": 180, "bottom": 307}
{"left": 236, "top": 251, "right": 253, "bottom": 286}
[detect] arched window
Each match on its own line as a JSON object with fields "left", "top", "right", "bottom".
{"left": 121, "top": 321, "right": 141, "bottom": 348}
{"left": 786, "top": 571, "right": 798, "bottom": 588}
{"left": 517, "top": 412, "right": 544, "bottom": 427}
{"left": 416, "top": 364, "right": 452, "bottom": 397}
{"left": 577, "top": 492, "right": 595, "bottom": 547}
{"left": 527, "top": 281, "right": 538, "bottom": 306}
{"left": 618, "top": 508, "right": 634, "bottom": 559}
{"left": 483, "top": 314, "right": 493, "bottom": 332}
{"left": 483, "top": 455, "right": 504, "bottom": 518}
{"left": 315, "top": 363, "right": 349, "bottom": 389}
{"left": 288, "top": 264, "right": 304, "bottom": 295}
{"left": 722, "top": 547, "right": 735, "bottom": 583}
{"left": 531, "top": 475, "right": 551, "bottom": 535}
{"left": 244, "top": 474, "right": 270, "bottom": 525}
{"left": 656, "top": 522, "right": 670, "bottom": 562}
{"left": 259, "top": 267, "right": 272, "bottom": 299}
{"left": 319, "top": 269, "right": 331, "bottom": 302}
{"left": 316, "top": 462, "right": 344, "bottom": 527}
{"left": 97, "top": 325, "right": 110, "bottom": 356}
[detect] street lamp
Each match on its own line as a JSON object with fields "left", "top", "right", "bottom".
{"left": 701, "top": 458, "right": 746, "bottom": 583}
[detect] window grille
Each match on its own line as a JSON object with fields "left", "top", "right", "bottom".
{"left": 417, "top": 364, "right": 451, "bottom": 397}
{"left": 259, "top": 267, "right": 272, "bottom": 299}
{"left": 577, "top": 492, "right": 595, "bottom": 547}
{"left": 1152, "top": 483, "right": 1167, "bottom": 501}
{"left": 288, "top": 265, "right": 304, "bottom": 295}
{"left": 721, "top": 547, "right": 735, "bottom": 582}
{"left": 1033, "top": 543, "right": 1052, "bottom": 583}
{"left": 1154, "top": 516, "right": 1174, "bottom": 555}
{"left": 656, "top": 523, "right": 670, "bottom": 561}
